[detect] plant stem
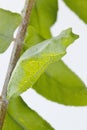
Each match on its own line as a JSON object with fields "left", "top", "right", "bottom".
{"left": 0, "top": 0, "right": 35, "bottom": 129}
{"left": 0, "top": 97, "right": 8, "bottom": 130}
{"left": 2, "top": 0, "right": 35, "bottom": 99}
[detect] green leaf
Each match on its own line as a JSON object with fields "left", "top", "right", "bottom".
{"left": 23, "top": 0, "right": 58, "bottom": 51}
{"left": 30, "top": 0, "right": 58, "bottom": 39}
{"left": 3, "top": 113, "right": 22, "bottom": 130}
{"left": 4, "top": 96, "right": 54, "bottom": 130}
{"left": 0, "top": 8, "right": 21, "bottom": 53}
{"left": 63, "top": 0, "right": 87, "bottom": 23}
{"left": 23, "top": 25, "right": 45, "bottom": 51}
{"left": 33, "top": 60, "right": 87, "bottom": 106}
{"left": 7, "top": 28, "right": 78, "bottom": 99}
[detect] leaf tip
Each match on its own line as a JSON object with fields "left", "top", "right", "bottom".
{"left": 69, "top": 28, "right": 79, "bottom": 39}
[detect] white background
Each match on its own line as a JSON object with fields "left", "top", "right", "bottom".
{"left": 0, "top": 0, "right": 87, "bottom": 130}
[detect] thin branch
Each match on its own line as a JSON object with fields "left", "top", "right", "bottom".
{"left": 2, "top": 0, "right": 35, "bottom": 98}
{"left": 0, "top": 97, "right": 8, "bottom": 130}
{"left": 0, "top": 0, "right": 35, "bottom": 129}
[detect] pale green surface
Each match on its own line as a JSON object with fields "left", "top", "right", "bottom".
{"left": 33, "top": 60, "right": 87, "bottom": 106}
{"left": 3, "top": 113, "right": 23, "bottom": 130}
{"left": 23, "top": 25, "right": 45, "bottom": 51}
{"left": 3, "top": 97, "right": 54, "bottom": 130}
{"left": 23, "top": 0, "right": 58, "bottom": 51}
{"left": 7, "top": 28, "right": 78, "bottom": 98}
{"left": 30, "top": 0, "right": 58, "bottom": 39}
{"left": 0, "top": 8, "right": 21, "bottom": 53}
{"left": 63, "top": 0, "right": 87, "bottom": 23}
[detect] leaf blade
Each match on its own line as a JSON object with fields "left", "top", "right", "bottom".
{"left": 6, "top": 96, "right": 54, "bottom": 130}
{"left": 33, "top": 60, "right": 87, "bottom": 106}
{"left": 63, "top": 0, "right": 87, "bottom": 23}
{"left": 3, "top": 113, "right": 23, "bottom": 130}
{"left": 23, "top": 25, "right": 45, "bottom": 51}
{"left": 0, "top": 8, "right": 21, "bottom": 53}
{"left": 23, "top": 0, "right": 58, "bottom": 51}
{"left": 30, "top": 0, "right": 58, "bottom": 39}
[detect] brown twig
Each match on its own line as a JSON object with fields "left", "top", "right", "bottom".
{"left": 0, "top": 0, "right": 35, "bottom": 129}
{"left": 0, "top": 97, "right": 8, "bottom": 130}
